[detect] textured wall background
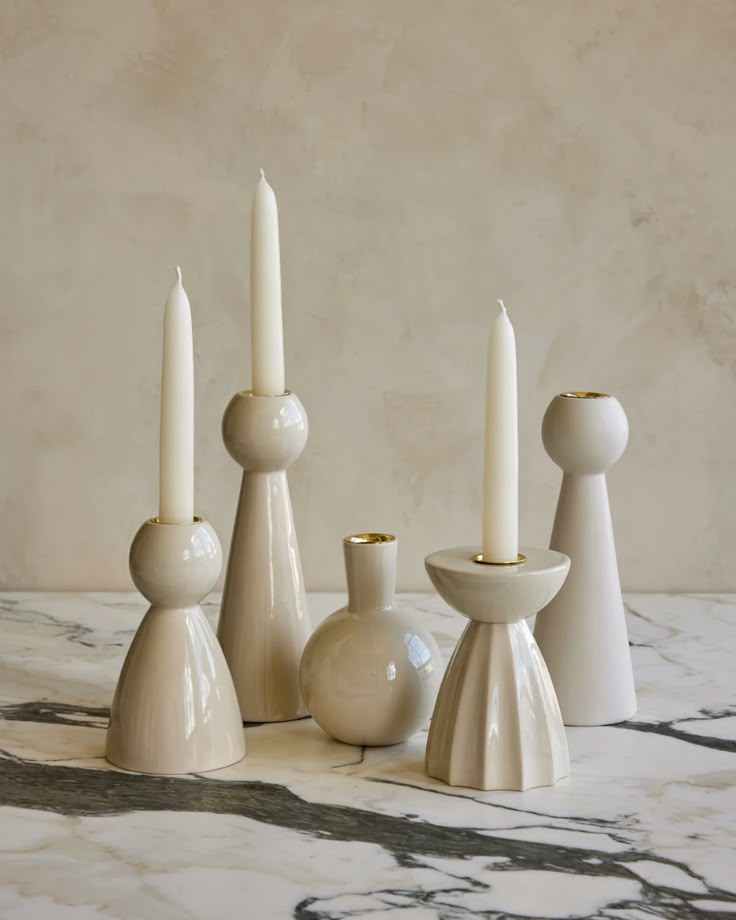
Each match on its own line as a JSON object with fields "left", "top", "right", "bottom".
{"left": 1, "top": 0, "right": 734, "bottom": 591}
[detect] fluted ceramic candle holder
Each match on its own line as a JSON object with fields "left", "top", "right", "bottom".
{"left": 424, "top": 546, "right": 571, "bottom": 791}
{"left": 106, "top": 517, "right": 245, "bottom": 774}
{"left": 534, "top": 392, "right": 637, "bottom": 726}
{"left": 218, "top": 390, "right": 311, "bottom": 722}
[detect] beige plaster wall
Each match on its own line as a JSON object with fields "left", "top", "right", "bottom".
{"left": 1, "top": 0, "right": 734, "bottom": 592}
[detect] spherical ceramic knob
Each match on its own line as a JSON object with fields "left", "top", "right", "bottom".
{"left": 129, "top": 518, "right": 221, "bottom": 609}
{"left": 129, "top": 518, "right": 222, "bottom": 607}
{"left": 222, "top": 390, "right": 308, "bottom": 472}
{"left": 542, "top": 392, "right": 628, "bottom": 475}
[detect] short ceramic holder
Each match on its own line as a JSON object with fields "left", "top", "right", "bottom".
{"left": 106, "top": 517, "right": 245, "bottom": 774}
{"left": 534, "top": 392, "right": 637, "bottom": 726}
{"left": 218, "top": 390, "right": 311, "bottom": 722}
{"left": 424, "top": 546, "right": 571, "bottom": 791}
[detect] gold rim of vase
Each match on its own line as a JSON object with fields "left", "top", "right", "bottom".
{"left": 149, "top": 516, "right": 204, "bottom": 526}
{"left": 559, "top": 392, "right": 610, "bottom": 399}
{"left": 345, "top": 533, "right": 397, "bottom": 545}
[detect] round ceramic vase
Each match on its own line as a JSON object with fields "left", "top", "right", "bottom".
{"left": 299, "top": 534, "right": 441, "bottom": 746}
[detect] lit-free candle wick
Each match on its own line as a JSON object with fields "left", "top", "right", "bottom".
{"left": 497, "top": 298, "right": 506, "bottom": 314}
{"left": 258, "top": 167, "right": 265, "bottom": 179}
{"left": 176, "top": 265, "right": 182, "bottom": 285}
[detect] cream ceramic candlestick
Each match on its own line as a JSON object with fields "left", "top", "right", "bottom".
{"left": 534, "top": 392, "right": 637, "bottom": 726}
{"left": 106, "top": 517, "right": 245, "bottom": 774}
{"left": 218, "top": 389, "right": 310, "bottom": 722}
{"left": 425, "top": 546, "right": 570, "bottom": 791}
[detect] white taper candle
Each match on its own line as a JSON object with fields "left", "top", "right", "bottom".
{"left": 251, "top": 169, "right": 285, "bottom": 396}
{"left": 159, "top": 266, "right": 194, "bottom": 524}
{"left": 481, "top": 300, "right": 519, "bottom": 562}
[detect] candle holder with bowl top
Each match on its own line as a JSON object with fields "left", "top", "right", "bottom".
{"left": 217, "top": 389, "right": 311, "bottom": 722}
{"left": 424, "top": 545, "right": 571, "bottom": 791}
{"left": 106, "top": 516, "right": 245, "bottom": 774}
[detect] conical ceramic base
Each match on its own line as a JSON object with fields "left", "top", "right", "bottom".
{"left": 107, "top": 605, "right": 245, "bottom": 774}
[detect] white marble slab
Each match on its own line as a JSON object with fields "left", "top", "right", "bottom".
{"left": 0, "top": 592, "right": 733, "bottom": 919}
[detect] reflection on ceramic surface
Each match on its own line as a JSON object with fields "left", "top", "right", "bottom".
{"left": 425, "top": 545, "right": 570, "bottom": 791}
{"left": 536, "top": 393, "right": 637, "bottom": 726}
{"left": 300, "top": 534, "right": 441, "bottom": 746}
{"left": 218, "top": 391, "right": 311, "bottom": 722}
{"left": 106, "top": 517, "right": 245, "bottom": 774}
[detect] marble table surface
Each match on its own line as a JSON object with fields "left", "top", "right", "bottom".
{"left": 0, "top": 592, "right": 733, "bottom": 920}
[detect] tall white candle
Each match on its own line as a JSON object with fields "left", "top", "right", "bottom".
{"left": 251, "top": 169, "right": 285, "bottom": 396}
{"left": 482, "top": 300, "right": 519, "bottom": 562}
{"left": 159, "top": 266, "right": 194, "bottom": 524}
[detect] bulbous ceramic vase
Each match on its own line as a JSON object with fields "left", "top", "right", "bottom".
{"left": 299, "top": 534, "right": 441, "bottom": 746}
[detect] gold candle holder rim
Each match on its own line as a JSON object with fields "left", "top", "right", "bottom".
{"left": 473, "top": 553, "right": 527, "bottom": 566}
{"left": 559, "top": 391, "right": 609, "bottom": 399}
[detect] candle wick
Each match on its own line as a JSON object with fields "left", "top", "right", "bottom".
{"left": 497, "top": 299, "right": 507, "bottom": 315}
{"left": 258, "top": 167, "right": 265, "bottom": 180}
{"left": 175, "top": 265, "right": 182, "bottom": 285}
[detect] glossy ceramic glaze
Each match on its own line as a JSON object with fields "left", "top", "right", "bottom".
{"left": 535, "top": 392, "right": 637, "bottom": 726}
{"left": 300, "top": 535, "right": 441, "bottom": 746}
{"left": 106, "top": 517, "right": 245, "bottom": 774}
{"left": 218, "top": 390, "right": 311, "bottom": 722}
{"left": 424, "top": 545, "right": 570, "bottom": 791}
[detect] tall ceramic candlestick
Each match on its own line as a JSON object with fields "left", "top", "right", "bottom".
{"left": 481, "top": 301, "right": 518, "bottom": 563}
{"left": 251, "top": 169, "right": 285, "bottom": 396}
{"left": 159, "top": 267, "right": 194, "bottom": 524}
{"left": 218, "top": 173, "right": 309, "bottom": 722}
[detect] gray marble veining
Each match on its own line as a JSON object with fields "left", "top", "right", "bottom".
{"left": 0, "top": 592, "right": 733, "bottom": 919}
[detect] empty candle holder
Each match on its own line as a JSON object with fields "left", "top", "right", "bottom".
{"left": 424, "top": 546, "right": 570, "bottom": 791}
{"left": 218, "top": 389, "right": 311, "bottom": 722}
{"left": 534, "top": 392, "right": 637, "bottom": 725}
{"left": 106, "top": 517, "right": 245, "bottom": 774}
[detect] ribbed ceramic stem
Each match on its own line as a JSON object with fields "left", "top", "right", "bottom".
{"left": 344, "top": 535, "right": 397, "bottom": 612}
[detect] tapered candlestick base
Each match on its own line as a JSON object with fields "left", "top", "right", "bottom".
{"left": 535, "top": 392, "right": 637, "bottom": 726}
{"left": 106, "top": 517, "right": 245, "bottom": 775}
{"left": 425, "top": 546, "right": 570, "bottom": 791}
{"left": 218, "top": 390, "right": 311, "bottom": 722}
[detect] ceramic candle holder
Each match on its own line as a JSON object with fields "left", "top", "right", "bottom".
{"left": 534, "top": 392, "right": 637, "bottom": 726}
{"left": 218, "top": 390, "right": 311, "bottom": 722}
{"left": 106, "top": 517, "right": 245, "bottom": 774}
{"left": 300, "top": 534, "right": 441, "bottom": 746}
{"left": 424, "top": 546, "right": 570, "bottom": 791}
